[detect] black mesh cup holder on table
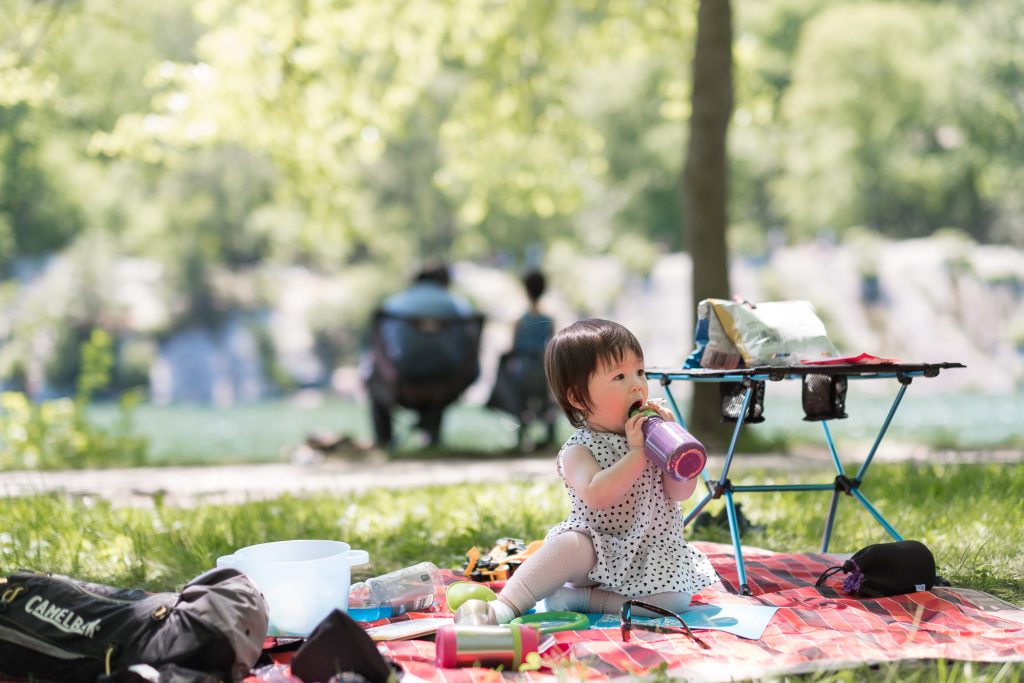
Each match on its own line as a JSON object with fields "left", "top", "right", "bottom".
{"left": 802, "top": 374, "right": 848, "bottom": 421}
{"left": 720, "top": 381, "right": 766, "bottom": 423}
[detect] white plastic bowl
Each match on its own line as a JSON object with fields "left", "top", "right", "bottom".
{"left": 218, "top": 539, "right": 369, "bottom": 636}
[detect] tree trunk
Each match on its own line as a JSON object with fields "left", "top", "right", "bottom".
{"left": 682, "top": 0, "right": 733, "bottom": 448}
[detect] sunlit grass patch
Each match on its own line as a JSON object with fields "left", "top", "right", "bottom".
{"left": 2, "top": 462, "right": 1020, "bottom": 605}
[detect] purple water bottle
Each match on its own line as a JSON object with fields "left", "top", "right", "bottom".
{"left": 630, "top": 404, "right": 707, "bottom": 481}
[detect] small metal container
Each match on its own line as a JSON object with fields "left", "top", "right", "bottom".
{"left": 435, "top": 623, "right": 539, "bottom": 669}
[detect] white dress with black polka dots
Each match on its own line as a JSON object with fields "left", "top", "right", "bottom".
{"left": 547, "top": 427, "right": 719, "bottom": 597}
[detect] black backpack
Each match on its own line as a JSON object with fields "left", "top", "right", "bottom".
{"left": 815, "top": 540, "right": 937, "bottom": 598}
{"left": 0, "top": 567, "right": 267, "bottom": 682}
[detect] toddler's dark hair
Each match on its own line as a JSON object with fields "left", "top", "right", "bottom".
{"left": 544, "top": 319, "right": 644, "bottom": 427}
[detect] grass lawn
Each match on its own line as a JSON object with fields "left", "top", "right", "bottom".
{"left": 85, "top": 390, "right": 1024, "bottom": 466}
{"left": 2, "top": 460, "right": 1022, "bottom": 680}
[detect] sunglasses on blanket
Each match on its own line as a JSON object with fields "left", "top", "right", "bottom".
{"left": 619, "top": 600, "right": 710, "bottom": 650}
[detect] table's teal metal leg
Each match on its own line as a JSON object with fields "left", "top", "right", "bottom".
{"left": 850, "top": 488, "right": 904, "bottom": 541}
{"left": 716, "top": 383, "right": 755, "bottom": 595}
{"left": 848, "top": 380, "right": 908, "bottom": 541}
{"left": 682, "top": 484, "right": 715, "bottom": 527}
{"left": 723, "top": 489, "right": 748, "bottom": 593}
{"left": 666, "top": 380, "right": 717, "bottom": 526}
{"left": 659, "top": 377, "right": 755, "bottom": 594}
{"left": 821, "top": 490, "right": 842, "bottom": 553}
{"left": 717, "top": 384, "right": 751, "bottom": 486}
{"left": 819, "top": 420, "right": 846, "bottom": 552}
{"left": 854, "top": 380, "right": 910, "bottom": 482}
{"left": 819, "top": 380, "right": 911, "bottom": 551}
{"left": 846, "top": 380, "right": 910, "bottom": 544}
{"left": 661, "top": 382, "right": 687, "bottom": 427}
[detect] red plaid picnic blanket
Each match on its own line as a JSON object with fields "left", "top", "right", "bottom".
{"left": 378, "top": 542, "right": 1024, "bottom": 682}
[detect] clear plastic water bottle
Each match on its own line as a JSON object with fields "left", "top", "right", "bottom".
{"left": 348, "top": 562, "right": 445, "bottom": 621}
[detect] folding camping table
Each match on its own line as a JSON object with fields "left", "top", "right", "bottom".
{"left": 645, "top": 362, "right": 964, "bottom": 595}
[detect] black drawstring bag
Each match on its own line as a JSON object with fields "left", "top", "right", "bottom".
{"left": 815, "top": 540, "right": 937, "bottom": 598}
{"left": 290, "top": 609, "right": 398, "bottom": 683}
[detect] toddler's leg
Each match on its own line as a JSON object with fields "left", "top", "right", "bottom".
{"left": 588, "top": 589, "right": 692, "bottom": 616}
{"left": 496, "top": 531, "right": 597, "bottom": 617}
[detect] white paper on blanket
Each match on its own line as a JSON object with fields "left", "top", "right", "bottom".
{"left": 709, "top": 300, "right": 839, "bottom": 366}
{"left": 365, "top": 617, "right": 453, "bottom": 641}
{"left": 588, "top": 604, "right": 779, "bottom": 640}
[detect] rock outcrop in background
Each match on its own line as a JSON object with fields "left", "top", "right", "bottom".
{"left": 2, "top": 235, "right": 1021, "bottom": 405}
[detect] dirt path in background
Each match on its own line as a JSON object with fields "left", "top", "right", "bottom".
{"left": 3, "top": 445, "right": 1021, "bottom": 508}
{"left": 0, "top": 453, "right": 568, "bottom": 507}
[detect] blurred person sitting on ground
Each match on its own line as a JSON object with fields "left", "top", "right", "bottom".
{"left": 363, "top": 262, "right": 483, "bottom": 450}
{"left": 486, "top": 269, "right": 557, "bottom": 451}
{"left": 486, "top": 319, "right": 722, "bottom": 623}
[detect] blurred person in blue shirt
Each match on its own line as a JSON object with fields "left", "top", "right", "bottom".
{"left": 487, "top": 270, "right": 557, "bottom": 451}
{"left": 511, "top": 270, "right": 554, "bottom": 354}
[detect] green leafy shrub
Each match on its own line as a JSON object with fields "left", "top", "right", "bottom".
{"left": 0, "top": 329, "right": 147, "bottom": 470}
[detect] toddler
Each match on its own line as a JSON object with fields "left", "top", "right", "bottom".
{"left": 490, "top": 318, "right": 720, "bottom": 622}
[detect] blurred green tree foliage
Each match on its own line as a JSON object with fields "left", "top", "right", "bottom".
{"left": 2, "top": 0, "right": 1022, "bottom": 279}
{"left": 738, "top": 0, "right": 1023, "bottom": 245}
{"left": 90, "top": 0, "right": 696, "bottom": 268}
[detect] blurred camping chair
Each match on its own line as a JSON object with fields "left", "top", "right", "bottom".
{"left": 486, "top": 349, "right": 556, "bottom": 451}
{"left": 365, "top": 309, "right": 485, "bottom": 449}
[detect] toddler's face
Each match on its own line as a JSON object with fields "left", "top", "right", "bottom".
{"left": 581, "top": 351, "right": 649, "bottom": 433}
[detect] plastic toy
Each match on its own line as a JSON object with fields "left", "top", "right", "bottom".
{"left": 445, "top": 582, "right": 497, "bottom": 612}
{"left": 461, "top": 538, "right": 543, "bottom": 582}
{"left": 510, "top": 611, "right": 589, "bottom": 634}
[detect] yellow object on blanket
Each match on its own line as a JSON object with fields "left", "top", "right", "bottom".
{"left": 461, "top": 538, "right": 543, "bottom": 582}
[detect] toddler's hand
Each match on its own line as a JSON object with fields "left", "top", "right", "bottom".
{"left": 625, "top": 411, "right": 648, "bottom": 454}
{"left": 645, "top": 401, "right": 676, "bottom": 422}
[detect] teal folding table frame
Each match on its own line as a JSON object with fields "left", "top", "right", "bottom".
{"left": 645, "top": 362, "right": 964, "bottom": 596}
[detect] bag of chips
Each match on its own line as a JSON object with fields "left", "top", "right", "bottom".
{"left": 687, "top": 299, "right": 839, "bottom": 369}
